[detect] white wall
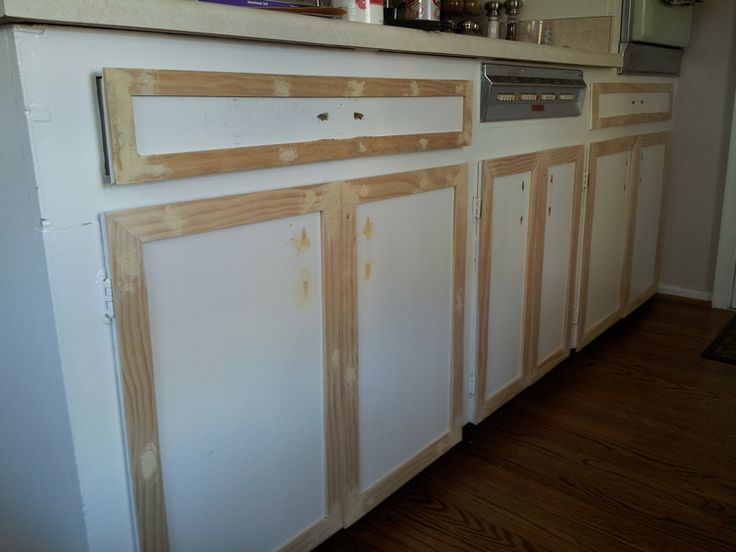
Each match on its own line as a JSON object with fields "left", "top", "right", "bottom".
{"left": 519, "top": 0, "right": 614, "bottom": 20}
{"left": 0, "top": 29, "right": 88, "bottom": 552}
{"left": 659, "top": 1, "right": 736, "bottom": 301}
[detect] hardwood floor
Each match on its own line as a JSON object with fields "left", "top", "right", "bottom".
{"left": 317, "top": 297, "right": 736, "bottom": 551}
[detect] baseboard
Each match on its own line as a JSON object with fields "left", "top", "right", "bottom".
{"left": 656, "top": 284, "right": 712, "bottom": 303}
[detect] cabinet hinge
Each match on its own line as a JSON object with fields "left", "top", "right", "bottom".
{"left": 472, "top": 194, "right": 482, "bottom": 221}
{"left": 583, "top": 171, "right": 589, "bottom": 190}
{"left": 469, "top": 372, "right": 477, "bottom": 396}
{"left": 101, "top": 276, "right": 115, "bottom": 322}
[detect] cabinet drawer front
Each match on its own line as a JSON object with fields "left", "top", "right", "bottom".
{"left": 591, "top": 83, "right": 673, "bottom": 129}
{"left": 102, "top": 68, "right": 472, "bottom": 184}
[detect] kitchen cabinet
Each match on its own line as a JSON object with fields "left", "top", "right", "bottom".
{"left": 475, "top": 146, "right": 584, "bottom": 422}
{"left": 624, "top": 132, "right": 671, "bottom": 314}
{"left": 105, "top": 165, "right": 467, "bottom": 550}
{"left": 577, "top": 132, "right": 671, "bottom": 348}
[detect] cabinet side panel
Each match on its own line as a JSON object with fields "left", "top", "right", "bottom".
{"left": 485, "top": 172, "right": 531, "bottom": 398}
{"left": 537, "top": 162, "right": 576, "bottom": 364}
{"left": 144, "top": 214, "right": 327, "bottom": 552}
{"left": 584, "top": 151, "right": 629, "bottom": 333}
{"left": 357, "top": 188, "right": 454, "bottom": 491}
{"left": 0, "top": 28, "right": 89, "bottom": 552}
{"left": 629, "top": 143, "right": 666, "bottom": 302}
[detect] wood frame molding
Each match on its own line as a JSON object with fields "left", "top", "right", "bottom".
{"left": 341, "top": 164, "right": 468, "bottom": 525}
{"left": 623, "top": 131, "right": 672, "bottom": 316}
{"left": 528, "top": 146, "right": 585, "bottom": 385}
{"left": 475, "top": 152, "right": 540, "bottom": 423}
{"left": 102, "top": 68, "right": 473, "bottom": 184}
{"left": 577, "top": 136, "right": 637, "bottom": 349}
{"left": 475, "top": 146, "right": 585, "bottom": 420}
{"left": 591, "top": 82, "right": 673, "bottom": 130}
{"left": 106, "top": 183, "right": 344, "bottom": 552}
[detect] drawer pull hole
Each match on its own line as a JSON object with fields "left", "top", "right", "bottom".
{"left": 317, "top": 112, "right": 329, "bottom": 122}
{"left": 354, "top": 112, "right": 364, "bottom": 120}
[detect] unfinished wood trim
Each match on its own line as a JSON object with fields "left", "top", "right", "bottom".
{"left": 342, "top": 164, "right": 467, "bottom": 526}
{"left": 577, "top": 137, "right": 636, "bottom": 349}
{"left": 591, "top": 82, "right": 673, "bottom": 130}
{"left": 479, "top": 376, "right": 527, "bottom": 420}
{"left": 623, "top": 131, "right": 672, "bottom": 316}
{"left": 103, "top": 68, "right": 473, "bottom": 184}
{"left": 107, "top": 184, "right": 343, "bottom": 552}
{"left": 528, "top": 145, "right": 585, "bottom": 383}
{"left": 620, "top": 139, "right": 641, "bottom": 320}
{"left": 345, "top": 431, "right": 459, "bottom": 525}
{"left": 475, "top": 152, "right": 539, "bottom": 423}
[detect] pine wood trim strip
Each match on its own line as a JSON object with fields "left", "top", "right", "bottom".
{"left": 577, "top": 136, "right": 637, "bottom": 349}
{"left": 479, "top": 376, "right": 526, "bottom": 421}
{"left": 103, "top": 68, "right": 473, "bottom": 185}
{"left": 342, "top": 164, "right": 467, "bottom": 526}
{"left": 527, "top": 145, "right": 585, "bottom": 384}
{"left": 475, "top": 152, "right": 539, "bottom": 423}
{"left": 591, "top": 82, "right": 673, "bottom": 130}
{"left": 107, "top": 183, "right": 343, "bottom": 552}
{"left": 624, "top": 131, "right": 672, "bottom": 316}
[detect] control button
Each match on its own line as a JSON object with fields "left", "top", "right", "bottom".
{"left": 559, "top": 93, "right": 575, "bottom": 101}
{"left": 496, "top": 93, "right": 516, "bottom": 102}
{"left": 519, "top": 93, "right": 538, "bottom": 101}
{"left": 540, "top": 93, "right": 557, "bottom": 101}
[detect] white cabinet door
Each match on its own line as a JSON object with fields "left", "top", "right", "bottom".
{"left": 578, "top": 137, "right": 635, "bottom": 348}
{"left": 533, "top": 147, "right": 584, "bottom": 381}
{"left": 626, "top": 133, "right": 670, "bottom": 313}
{"left": 343, "top": 166, "right": 467, "bottom": 524}
{"left": 475, "top": 154, "right": 535, "bottom": 422}
{"left": 106, "top": 185, "right": 343, "bottom": 552}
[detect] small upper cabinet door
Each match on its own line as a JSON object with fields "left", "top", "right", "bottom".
{"left": 625, "top": 133, "right": 670, "bottom": 313}
{"left": 475, "top": 154, "right": 536, "bottom": 422}
{"left": 343, "top": 166, "right": 467, "bottom": 525}
{"left": 578, "top": 137, "right": 636, "bottom": 348}
{"left": 105, "top": 185, "right": 344, "bottom": 552}
{"left": 532, "top": 147, "right": 584, "bottom": 382}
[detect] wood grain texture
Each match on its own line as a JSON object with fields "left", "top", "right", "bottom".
{"left": 107, "top": 183, "right": 343, "bottom": 552}
{"left": 475, "top": 152, "right": 540, "bottom": 423}
{"left": 591, "top": 82, "right": 673, "bottom": 129}
{"left": 528, "top": 146, "right": 585, "bottom": 384}
{"left": 577, "top": 136, "right": 637, "bottom": 349}
{"left": 317, "top": 296, "right": 736, "bottom": 552}
{"left": 341, "top": 164, "right": 468, "bottom": 526}
{"left": 103, "top": 68, "right": 472, "bottom": 184}
{"left": 624, "top": 132, "right": 672, "bottom": 316}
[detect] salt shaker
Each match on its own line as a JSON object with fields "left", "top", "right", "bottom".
{"left": 485, "top": 1, "right": 501, "bottom": 39}
{"left": 504, "top": 0, "right": 522, "bottom": 40}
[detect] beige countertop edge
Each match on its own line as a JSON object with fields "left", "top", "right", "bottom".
{"left": 0, "top": 0, "right": 623, "bottom": 68}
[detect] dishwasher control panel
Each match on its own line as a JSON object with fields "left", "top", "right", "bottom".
{"left": 480, "top": 63, "right": 586, "bottom": 122}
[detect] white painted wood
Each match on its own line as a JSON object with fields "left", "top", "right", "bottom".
{"left": 598, "top": 92, "right": 671, "bottom": 119}
{"left": 485, "top": 172, "right": 530, "bottom": 398}
{"left": 5, "top": 23, "right": 675, "bottom": 550}
{"left": 538, "top": 162, "right": 576, "bottom": 364}
{"left": 629, "top": 143, "right": 666, "bottom": 303}
{"left": 143, "top": 213, "right": 327, "bottom": 552}
{"left": 133, "top": 96, "right": 463, "bottom": 155}
{"left": 585, "top": 151, "right": 630, "bottom": 333}
{"left": 357, "top": 188, "right": 454, "bottom": 491}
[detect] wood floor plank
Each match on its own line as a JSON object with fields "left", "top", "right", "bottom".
{"left": 317, "top": 297, "right": 736, "bottom": 551}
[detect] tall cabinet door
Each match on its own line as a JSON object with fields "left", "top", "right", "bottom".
{"left": 625, "top": 132, "right": 670, "bottom": 314}
{"left": 343, "top": 166, "right": 467, "bottom": 524}
{"left": 578, "top": 137, "right": 636, "bottom": 348}
{"left": 531, "top": 147, "right": 584, "bottom": 383}
{"left": 475, "top": 154, "right": 537, "bottom": 422}
{"left": 106, "top": 185, "right": 343, "bottom": 552}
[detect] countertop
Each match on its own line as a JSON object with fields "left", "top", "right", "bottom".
{"left": 0, "top": 0, "right": 623, "bottom": 68}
